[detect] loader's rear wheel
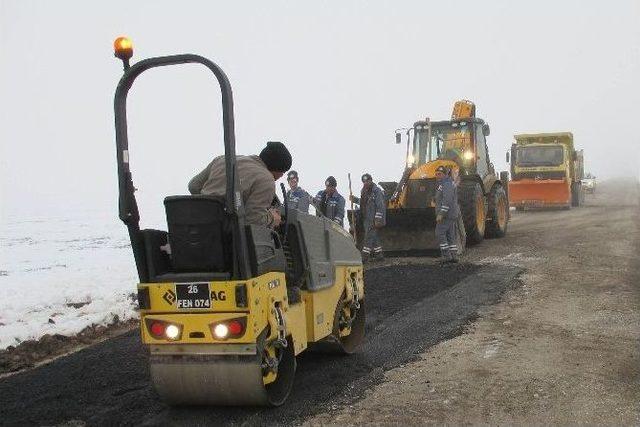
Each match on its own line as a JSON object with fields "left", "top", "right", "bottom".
{"left": 485, "top": 185, "right": 509, "bottom": 238}
{"left": 459, "top": 181, "right": 486, "bottom": 245}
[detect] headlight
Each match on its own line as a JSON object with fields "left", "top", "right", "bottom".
{"left": 407, "top": 154, "right": 415, "bottom": 166}
{"left": 463, "top": 151, "right": 474, "bottom": 161}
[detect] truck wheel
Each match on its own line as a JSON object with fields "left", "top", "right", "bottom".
{"left": 459, "top": 181, "right": 486, "bottom": 245}
{"left": 485, "top": 185, "right": 508, "bottom": 238}
{"left": 571, "top": 183, "right": 582, "bottom": 207}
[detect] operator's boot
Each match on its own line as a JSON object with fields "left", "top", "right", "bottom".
{"left": 362, "top": 249, "right": 371, "bottom": 264}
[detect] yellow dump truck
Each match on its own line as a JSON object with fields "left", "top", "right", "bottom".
{"left": 507, "top": 132, "right": 584, "bottom": 210}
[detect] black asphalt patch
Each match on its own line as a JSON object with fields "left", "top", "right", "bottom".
{"left": 0, "top": 263, "right": 522, "bottom": 426}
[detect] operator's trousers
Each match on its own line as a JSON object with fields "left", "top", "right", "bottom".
{"left": 362, "top": 222, "right": 382, "bottom": 257}
{"left": 435, "top": 218, "right": 458, "bottom": 259}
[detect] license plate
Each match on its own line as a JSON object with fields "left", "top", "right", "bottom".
{"left": 175, "top": 283, "right": 211, "bottom": 309}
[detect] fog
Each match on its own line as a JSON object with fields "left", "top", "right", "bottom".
{"left": 1, "top": 0, "right": 638, "bottom": 224}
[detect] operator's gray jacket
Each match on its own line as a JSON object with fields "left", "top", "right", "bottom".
{"left": 286, "top": 187, "right": 311, "bottom": 213}
{"left": 352, "top": 184, "right": 386, "bottom": 228}
{"left": 188, "top": 155, "right": 276, "bottom": 227}
{"left": 435, "top": 176, "right": 459, "bottom": 220}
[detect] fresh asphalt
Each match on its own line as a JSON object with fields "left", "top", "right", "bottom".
{"left": 0, "top": 262, "right": 521, "bottom": 426}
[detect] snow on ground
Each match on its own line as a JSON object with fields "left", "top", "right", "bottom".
{"left": 0, "top": 208, "right": 139, "bottom": 350}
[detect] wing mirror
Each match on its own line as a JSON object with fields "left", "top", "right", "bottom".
{"left": 506, "top": 151, "right": 510, "bottom": 163}
{"left": 482, "top": 123, "right": 490, "bottom": 136}
{"left": 395, "top": 132, "right": 402, "bottom": 144}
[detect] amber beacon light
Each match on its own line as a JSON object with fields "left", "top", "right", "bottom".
{"left": 113, "top": 36, "right": 133, "bottom": 69}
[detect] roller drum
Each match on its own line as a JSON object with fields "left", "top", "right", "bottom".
{"left": 149, "top": 342, "right": 296, "bottom": 406}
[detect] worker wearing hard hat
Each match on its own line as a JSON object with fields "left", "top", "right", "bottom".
{"left": 314, "top": 176, "right": 346, "bottom": 226}
{"left": 435, "top": 165, "right": 460, "bottom": 263}
{"left": 189, "top": 141, "right": 292, "bottom": 228}
{"left": 350, "top": 173, "right": 386, "bottom": 262}
{"left": 285, "top": 170, "right": 311, "bottom": 213}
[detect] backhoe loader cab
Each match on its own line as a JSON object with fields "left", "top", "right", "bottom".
{"left": 406, "top": 118, "right": 492, "bottom": 175}
{"left": 365, "top": 101, "right": 509, "bottom": 255}
{"left": 112, "top": 38, "right": 365, "bottom": 407}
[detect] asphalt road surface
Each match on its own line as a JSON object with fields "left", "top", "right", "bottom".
{"left": 0, "top": 259, "right": 521, "bottom": 426}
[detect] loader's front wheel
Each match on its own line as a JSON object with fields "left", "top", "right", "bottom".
{"left": 485, "top": 185, "right": 509, "bottom": 238}
{"left": 459, "top": 181, "right": 486, "bottom": 245}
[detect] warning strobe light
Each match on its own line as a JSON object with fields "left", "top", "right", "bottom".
{"left": 113, "top": 36, "right": 133, "bottom": 60}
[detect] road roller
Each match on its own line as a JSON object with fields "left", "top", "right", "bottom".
{"left": 112, "top": 38, "right": 365, "bottom": 406}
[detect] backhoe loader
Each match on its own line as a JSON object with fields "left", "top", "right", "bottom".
{"left": 112, "top": 37, "right": 365, "bottom": 406}
{"left": 359, "top": 101, "right": 509, "bottom": 255}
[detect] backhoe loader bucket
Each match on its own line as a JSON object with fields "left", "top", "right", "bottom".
{"left": 509, "top": 179, "right": 571, "bottom": 209}
{"left": 375, "top": 209, "right": 466, "bottom": 256}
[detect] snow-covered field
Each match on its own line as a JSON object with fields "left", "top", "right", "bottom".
{"left": 0, "top": 209, "right": 139, "bottom": 350}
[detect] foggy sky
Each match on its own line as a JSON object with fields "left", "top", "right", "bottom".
{"left": 1, "top": 0, "right": 639, "bottom": 224}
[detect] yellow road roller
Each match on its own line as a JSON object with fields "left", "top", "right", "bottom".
{"left": 112, "top": 38, "right": 365, "bottom": 406}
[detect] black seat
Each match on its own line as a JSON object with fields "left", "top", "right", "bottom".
{"left": 164, "top": 195, "right": 231, "bottom": 273}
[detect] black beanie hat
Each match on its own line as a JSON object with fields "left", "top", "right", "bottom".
{"left": 259, "top": 141, "right": 292, "bottom": 173}
{"left": 325, "top": 176, "right": 337, "bottom": 187}
{"left": 361, "top": 173, "right": 372, "bottom": 182}
{"left": 287, "top": 170, "right": 299, "bottom": 180}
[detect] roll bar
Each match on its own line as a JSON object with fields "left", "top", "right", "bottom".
{"left": 113, "top": 54, "right": 251, "bottom": 280}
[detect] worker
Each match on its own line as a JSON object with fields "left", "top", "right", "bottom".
{"left": 350, "top": 173, "right": 386, "bottom": 262}
{"left": 435, "top": 165, "right": 460, "bottom": 263}
{"left": 188, "top": 141, "right": 292, "bottom": 228}
{"left": 314, "top": 176, "right": 345, "bottom": 226}
{"left": 285, "top": 170, "right": 311, "bottom": 213}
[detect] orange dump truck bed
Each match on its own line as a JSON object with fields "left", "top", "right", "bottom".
{"left": 508, "top": 179, "right": 571, "bottom": 209}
